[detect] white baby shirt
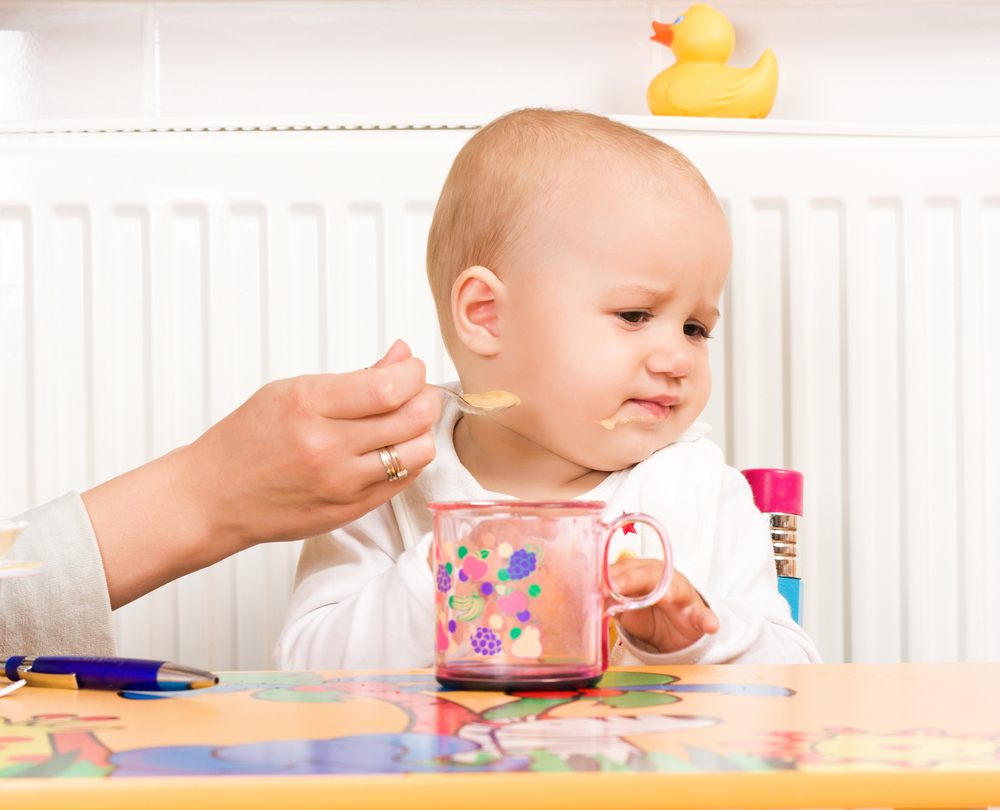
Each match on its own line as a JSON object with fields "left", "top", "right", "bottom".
{"left": 274, "top": 395, "right": 821, "bottom": 670}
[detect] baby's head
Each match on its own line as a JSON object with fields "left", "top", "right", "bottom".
{"left": 427, "top": 108, "right": 731, "bottom": 474}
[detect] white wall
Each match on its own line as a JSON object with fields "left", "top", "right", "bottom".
{"left": 1, "top": 0, "right": 998, "bottom": 125}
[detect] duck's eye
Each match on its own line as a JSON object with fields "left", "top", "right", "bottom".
{"left": 673, "top": 14, "right": 685, "bottom": 24}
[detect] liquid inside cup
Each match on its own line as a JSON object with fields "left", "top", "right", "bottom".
{"left": 433, "top": 509, "right": 606, "bottom": 691}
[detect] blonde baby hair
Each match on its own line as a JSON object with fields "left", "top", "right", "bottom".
{"left": 425, "top": 107, "right": 715, "bottom": 353}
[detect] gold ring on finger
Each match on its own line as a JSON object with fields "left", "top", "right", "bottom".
{"left": 377, "top": 445, "right": 408, "bottom": 482}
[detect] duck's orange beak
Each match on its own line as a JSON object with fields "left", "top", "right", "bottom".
{"left": 650, "top": 21, "right": 674, "bottom": 46}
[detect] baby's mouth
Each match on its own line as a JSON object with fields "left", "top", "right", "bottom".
{"left": 599, "top": 398, "right": 676, "bottom": 430}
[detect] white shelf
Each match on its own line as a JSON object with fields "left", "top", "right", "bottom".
{"left": 2, "top": 115, "right": 999, "bottom": 139}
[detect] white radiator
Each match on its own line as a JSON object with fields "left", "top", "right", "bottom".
{"left": 1, "top": 117, "right": 997, "bottom": 669}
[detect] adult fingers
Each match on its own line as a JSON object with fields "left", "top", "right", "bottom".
{"left": 341, "top": 385, "right": 441, "bottom": 456}
{"left": 248, "top": 428, "right": 436, "bottom": 543}
{"left": 370, "top": 338, "right": 412, "bottom": 369}
{"left": 359, "top": 428, "right": 438, "bottom": 493}
{"left": 305, "top": 355, "right": 429, "bottom": 420}
{"left": 308, "top": 391, "right": 438, "bottom": 499}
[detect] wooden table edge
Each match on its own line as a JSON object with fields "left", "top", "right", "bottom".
{"left": 4, "top": 769, "right": 998, "bottom": 809}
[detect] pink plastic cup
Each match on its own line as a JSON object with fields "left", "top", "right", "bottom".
{"left": 429, "top": 500, "right": 673, "bottom": 691}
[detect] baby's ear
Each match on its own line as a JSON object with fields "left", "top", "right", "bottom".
{"left": 452, "top": 266, "right": 504, "bottom": 357}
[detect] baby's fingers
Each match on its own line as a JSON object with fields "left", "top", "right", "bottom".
{"left": 663, "top": 577, "right": 720, "bottom": 635}
{"left": 700, "top": 609, "right": 720, "bottom": 635}
{"left": 608, "top": 558, "right": 663, "bottom": 598}
{"left": 682, "top": 590, "right": 719, "bottom": 635}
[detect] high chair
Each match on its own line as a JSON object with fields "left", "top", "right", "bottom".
{"left": 740, "top": 469, "right": 803, "bottom": 624}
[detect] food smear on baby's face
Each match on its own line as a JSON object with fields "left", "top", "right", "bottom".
{"left": 463, "top": 390, "right": 520, "bottom": 409}
{"left": 599, "top": 414, "right": 660, "bottom": 430}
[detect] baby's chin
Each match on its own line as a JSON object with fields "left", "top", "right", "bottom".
{"left": 585, "top": 431, "right": 681, "bottom": 472}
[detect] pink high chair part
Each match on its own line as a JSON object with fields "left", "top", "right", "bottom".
{"left": 740, "top": 469, "right": 803, "bottom": 624}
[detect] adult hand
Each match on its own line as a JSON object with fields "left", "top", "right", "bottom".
{"left": 82, "top": 339, "right": 441, "bottom": 609}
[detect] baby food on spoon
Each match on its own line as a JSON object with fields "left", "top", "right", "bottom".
{"left": 430, "top": 385, "right": 520, "bottom": 416}
{"left": 462, "top": 391, "right": 521, "bottom": 410}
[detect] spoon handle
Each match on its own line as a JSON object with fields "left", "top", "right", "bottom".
{"left": 429, "top": 384, "right": 480, "bottom": 415}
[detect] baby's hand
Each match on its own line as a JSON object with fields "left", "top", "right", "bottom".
{"left": 609, "top": 558, "right": 719, "bottom": 654}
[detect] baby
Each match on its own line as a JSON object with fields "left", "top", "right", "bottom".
{"left": 275, "top": 108, "right": 820, "bottom": 669}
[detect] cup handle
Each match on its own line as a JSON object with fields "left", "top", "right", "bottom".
{"left": 603, "top": 512, "right": 674, "bottom": 616}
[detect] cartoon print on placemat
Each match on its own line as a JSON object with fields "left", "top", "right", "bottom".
{"left": 727, "top": 727, "right": 1000, "bottom": 772}
{"left": 7, "top": 670, "right": 998, "bottom": 779}
{"left": 0, "top": 714, "right": 118, "bottom": 778}
{"left": 100, "top": 671, "right": 797, "bottom": 776}
{"left": 107, "top": 670, "right": 717, "bottom": 776}
{"left": 109, "top": 732, "right": 522, "bottom": 777}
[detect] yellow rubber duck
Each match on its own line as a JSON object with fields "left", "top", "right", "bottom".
{"left": 646, "top": 4, "right": 778, "bottom": 119}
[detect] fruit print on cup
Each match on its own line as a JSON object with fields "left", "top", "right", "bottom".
{"left": 430, "top": 500, "right": 673, "bottom": 691}
{"left": 434, "top": 534, "right": 546, "bottom": 662}
{"left": 470, "top": 626, "right": 502, "bottom": 656}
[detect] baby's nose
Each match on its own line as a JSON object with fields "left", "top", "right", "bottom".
{"left": 647, "top": 338, "right": 695, "bottom": 376}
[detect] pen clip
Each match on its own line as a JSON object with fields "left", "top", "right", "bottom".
{"left": 16, "top": 658, "right": 79, "bottom": 690}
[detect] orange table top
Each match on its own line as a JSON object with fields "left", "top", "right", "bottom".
{"left": 2, "top": 663, "right": 999, "bottom": 809}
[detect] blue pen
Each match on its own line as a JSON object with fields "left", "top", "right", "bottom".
{"left": 3, "top": 656, "right": 218, "bottom": 691}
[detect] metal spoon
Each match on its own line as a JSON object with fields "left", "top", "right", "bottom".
{"left": 430, "top": 385, "right": 520, "bottom": 416}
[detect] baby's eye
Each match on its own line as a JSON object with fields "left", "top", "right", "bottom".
{"left": 684, "top": 322, "right": 711, "bottom": 339}
{"left": 617, "top": 310, "right": 651, "bottom": 325}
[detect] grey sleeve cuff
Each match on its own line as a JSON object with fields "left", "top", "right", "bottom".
{"left": 1, "top": 492, "right": 116, "bottom": 657}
